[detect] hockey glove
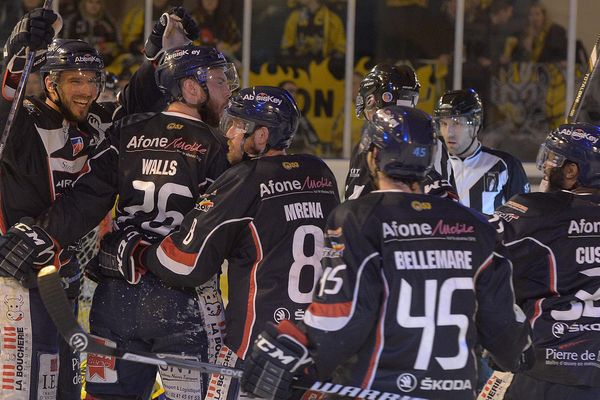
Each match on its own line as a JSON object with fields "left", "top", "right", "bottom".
{"left": 98, "top": 226, "right": 148, "bottom": 284}
{"left": 485, "top": 342, "right": 536, "bottom": 374}
{"left": 144, "top": 7, "right": 199, "bottom": 60}
{"left": 6, "top": 8, "right": 58, "bottom": 55}
{"left": 242, "top": 321, "right": 313, "bottom": 400}
{"left": 0, "top": 218, "right": 58, "bottom": 288}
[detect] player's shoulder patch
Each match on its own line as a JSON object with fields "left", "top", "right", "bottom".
{"left": 498, "top": 192, "right": 568, "bottom": 217}
{"left": 22, "top": 98, "right": 41, "bottom": 117}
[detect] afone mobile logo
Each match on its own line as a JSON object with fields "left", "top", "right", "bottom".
{"left": 382, "top": 220, "right": 475, "bottom": 239}
{"left": 259, "top": 176, "right": 333, "bottom": 197}
{"left": 126, "top": 135, "right": 206, "bottom": 155}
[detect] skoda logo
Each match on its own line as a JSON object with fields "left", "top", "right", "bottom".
{"left": 69, "top": 333, "right": 88, "bottom": 352}
{"left": 273, "top": 307, "right": 291, "bottom": 323}
{"left": 396, "top": 373, "right": 418, "bottom": 392}
{"left": 552, "top": 322, "right": 569, "bottom": 338}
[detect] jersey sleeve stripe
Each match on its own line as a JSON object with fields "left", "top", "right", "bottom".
{"left": 156, "top": 236, "right": 198, "bottom": 273}
{"left": 361, "top": 268, "right": 389, "bottom": 389}
{"left": 304, "top": 252, "right": 379, "bottom": 331}
{"left": 530, "top": 298, "right": 544, "bottom": 329}
{"left": 473, "top": 253, "right": 494, "bottom": 283}
{"left": 237, "top": 221, "right": 264, "bottom": 359}
{"left": 306, "top": 302, "right": 352, "bottom": 317}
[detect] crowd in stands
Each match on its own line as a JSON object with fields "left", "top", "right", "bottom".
{"left": 0, "top": 0, "right": 588, "bottom": 158}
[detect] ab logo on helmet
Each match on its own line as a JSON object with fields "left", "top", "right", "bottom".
{"left": 242, "top": 93, "right": 283, "bottom": 106}
{"left": 74, "top": 54, "right": 101, "bottom": 64}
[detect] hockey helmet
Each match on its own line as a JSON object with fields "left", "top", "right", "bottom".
{"left": 365, "top": 105, "right": 437, "bottom": 181}
{"left": 155, "top": 44, "right": 239, "bottom": 102}
{"left": 220, "top": 86, "right": 300, "bottom": 150}
{"left": 537, "top": 122, "right": 600, "bottom": 188}
{"left": 356, "top": 64, "right": 420, "bottom": 119}
{"left": 433, "top": 88, "right": 483, "bottom": 133}
{"left": 40, "top": 39, "right": 105, "bottom": 93}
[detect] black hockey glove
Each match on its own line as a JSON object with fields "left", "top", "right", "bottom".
{"left": 242, "top": 321, "right": 313, "bottom": 400}
{"left": 0, "top": 218, "right": 58, "bottom": 288}
{"left": 485, "top": 342, "right": 536, "bottom": 373}
{"left": 144, "top": 7, "right": 199, "bottom": 60}
{"left": 6, "top": 8, "right": 58, "bottom": 55}
{"left": 98, "top": 226, "right": 148, "bottom": 284}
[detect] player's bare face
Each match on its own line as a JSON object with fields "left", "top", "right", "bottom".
{"left": 56, "top": 70, "right": 100, "bottom": 122}
{"left": 206, "top": 69, "right": 233, "bottom": 118}
{"left": 439, "top": 117, "right": 475, "bottom": 156}
{"left": 225, "top": 123, "right": 246, "bottom": 164}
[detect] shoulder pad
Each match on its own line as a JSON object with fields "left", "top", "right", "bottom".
{"left": 115, "top": 112, "right": 158, "bottom": 129}
{"left": 22, "top": 98, "right": 41, "bottom": 117}
{"left": 497, "top": 192, "right": 571, "bottom": 218}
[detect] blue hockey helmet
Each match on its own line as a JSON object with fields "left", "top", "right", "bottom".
{"left": 356, "top": 64, "right": 420, "bottom": 119}
{"left": 365, "top": 105, "right": 437, "bottom": 181}
{"left": 155, "top": 44, "right": 239, "bottom": 102}
{"left": 220, "top": 86, "right": 301, "bottom": 150}
{"left": 537, "top": 122, "right": 600, "bottom": 188}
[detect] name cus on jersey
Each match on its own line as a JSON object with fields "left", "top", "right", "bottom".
{"left": 142, "top": 158, "right": 177, "bottom": 175}
{"left": 395, "top": 250, "right": 473, "bottom": 270}
{"left": 284, "top": 202, "right": 323, "bottom": 221}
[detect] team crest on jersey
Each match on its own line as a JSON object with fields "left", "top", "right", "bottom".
{"left": 195, "top": 198, "right": 214, "bottom": 213}
{"left": 381, "top": 91, "right": 393, "bottom": 103}
{"left": 70, "top": 136, "right": 84, "bottom": 156}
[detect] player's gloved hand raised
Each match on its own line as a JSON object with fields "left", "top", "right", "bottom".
{"left": 0, "top": 218, "right": 58, "bottom": 288}
{"left": 144, "top": 6, "right": 199, "bottom": 60}
{"left": 98, "top": 225, "right": 148, "bottom": 284}
{"left": 242, "top": 321, "right": 313, "bottom": 400}
{"left": 6, "top": 8, "right": 59, "bottom": 55}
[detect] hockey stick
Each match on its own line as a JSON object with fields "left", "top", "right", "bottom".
{"left": 38, "top": 266, "right": 426, "bottom": 399}
{"left": 37, "top": 266, "right": 244, "bottom": 378}
{"left": 0, "top": 0, "right": 54, "bottom": 159}
{"left": 567, "top": 34, "right": 600, "bottom": 123}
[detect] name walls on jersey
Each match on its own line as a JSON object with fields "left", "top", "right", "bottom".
{"left": 569, "top": 219, "right": 600, "bottom": 264}
{"left": 126, "top": 135, "right": 208, "bottom": 162}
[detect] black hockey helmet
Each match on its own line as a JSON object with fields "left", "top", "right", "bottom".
{"left": 155, "top": 44, "right": 239, "bottom": 102}
{"left": 220, "top": 86, "right": 300, "bottom": 150}
{"left": 537, "top": 122, "right": 600, "bottom": 188}
{"left": 433, "top": 88, "right": 483, "bottom": 133}
{"left": 40, "top": 39, "right": 105, "bottom": 93}
{"left": 356, "top": 64, "right": 420, "bottom": 119}
{"left": 365, "top": 105, "right": 437, "bottom": 181}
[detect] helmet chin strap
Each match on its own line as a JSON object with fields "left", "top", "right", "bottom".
{"left": 455, "top": 126, "right": 479, "bottom": 158}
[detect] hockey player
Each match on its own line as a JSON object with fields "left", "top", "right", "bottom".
{"left": 345, "top": 63, "right": 456, "bottom": 201}
{"left": 434, "top": 88, "right": 530, "bottom": 215}
{"left": 0, "top": 9, "right": 114, "bottom": 400}
{"left": 119, "top": 86, "right": 340, "bottom": 398}
{"left": 0, "top": 43, "right": 237, "bottom": 399}
{"left": 492, "top": 122, "right": 600, "bottom": 399}
{"left": 242, "top": 105, "right": 533, "bottom": 400}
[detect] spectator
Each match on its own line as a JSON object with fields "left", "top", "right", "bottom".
{"left": 62, "top": 0, "right": 121, "bottom": 65}
{"left": 121, "top": 0, "right": 173, "bottom": 55}
{"left": 512, "top": 2, "right": 567, "bottom": 63}
{"left": 279, "top": 80, "right": 320, "bottom": 154}
{"left": 193, "top": 0, "right": 242, "bottom": 61}
{"left": 281, "top": 0, "right": 346, "bottom": 66}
